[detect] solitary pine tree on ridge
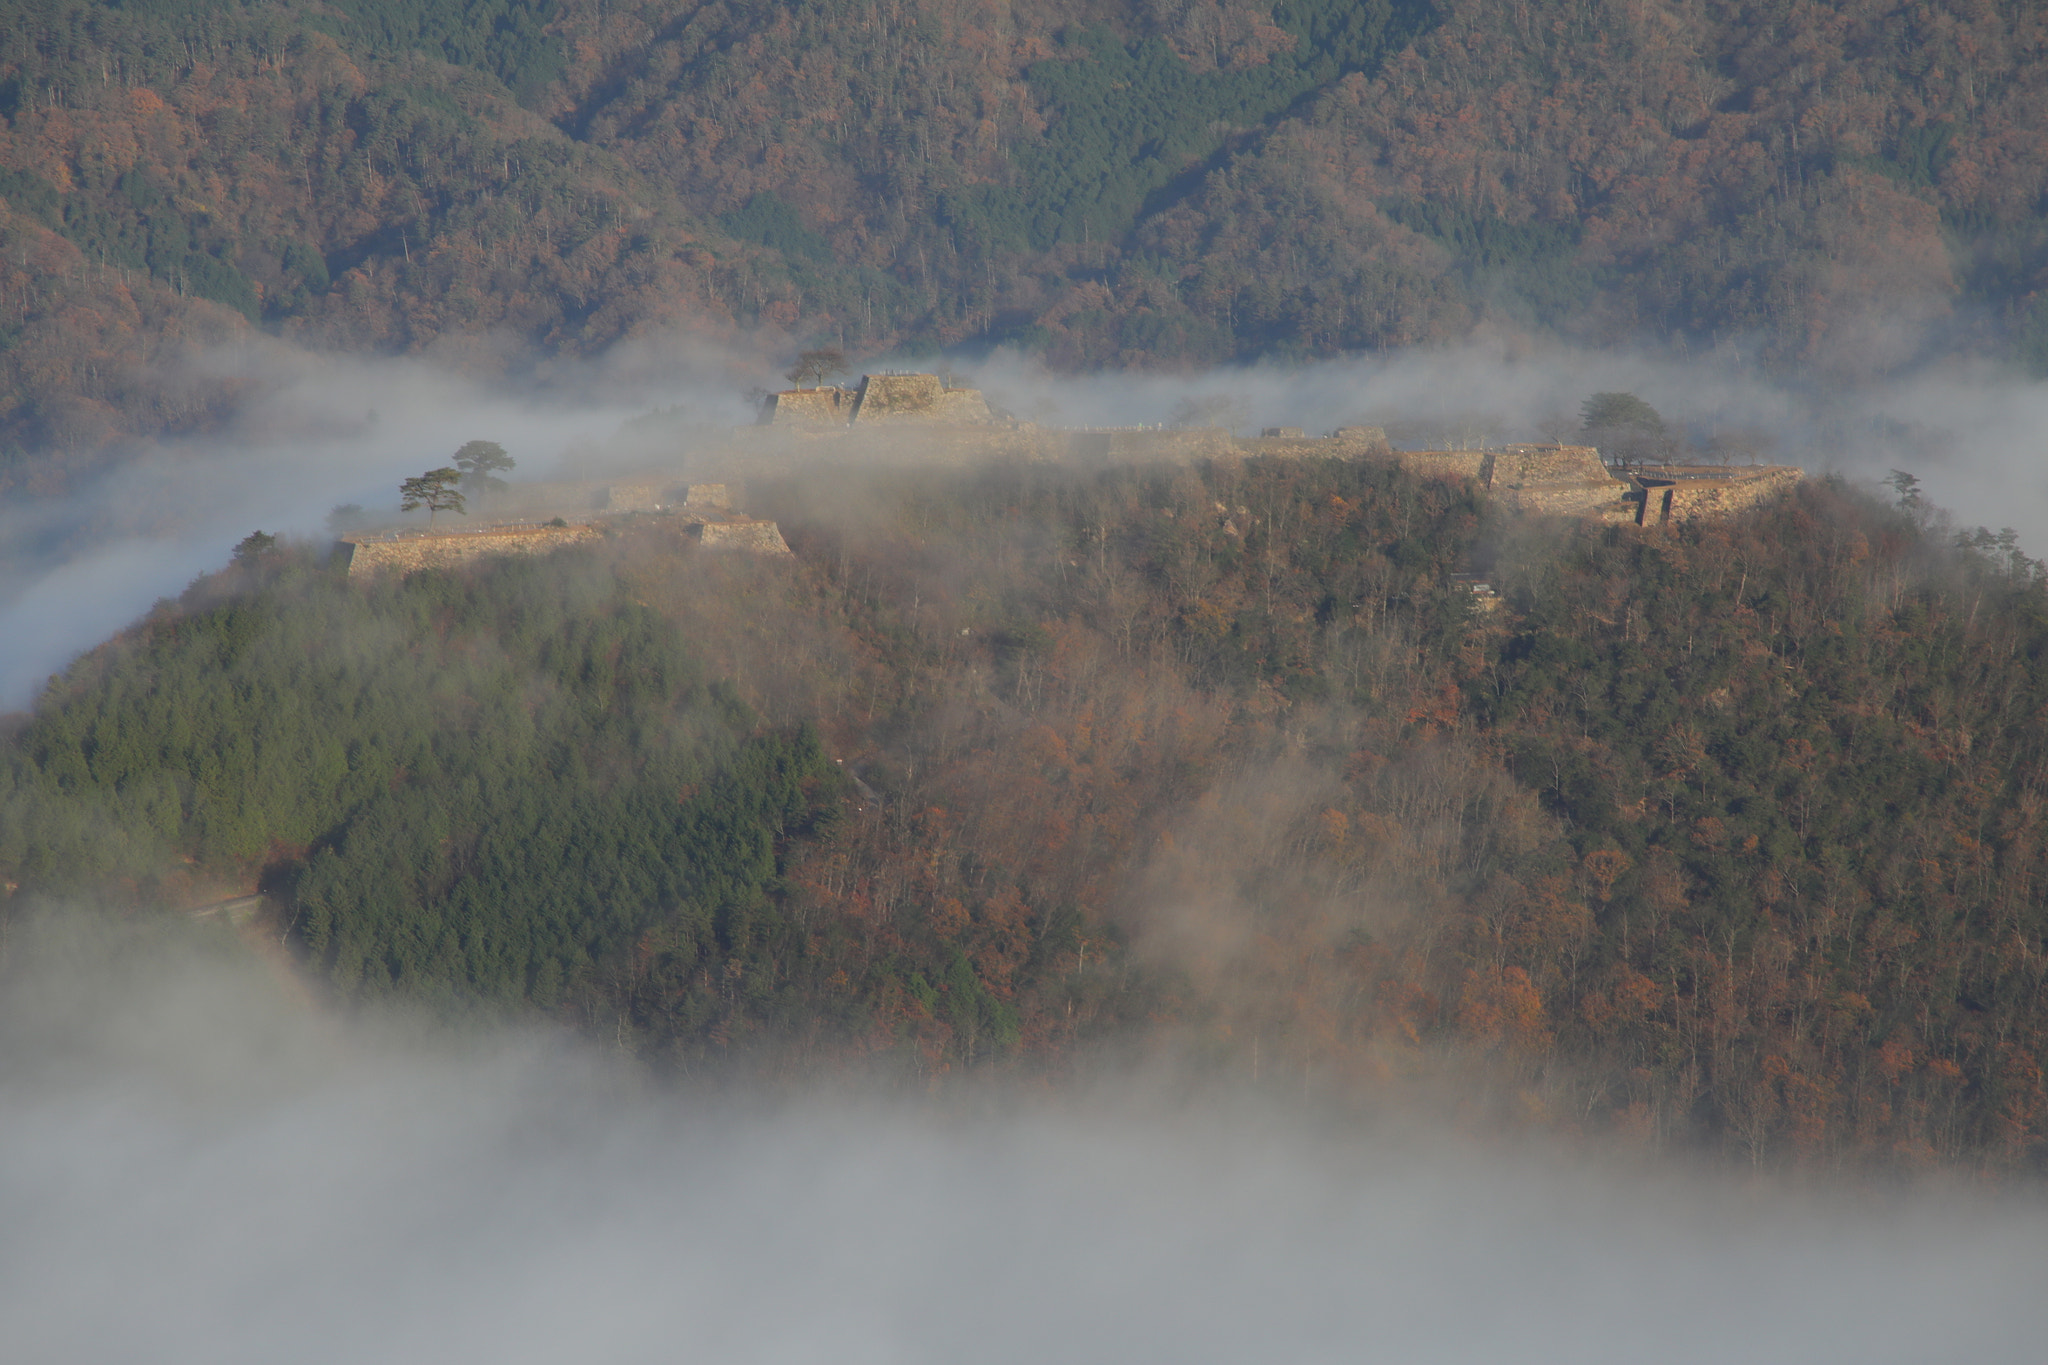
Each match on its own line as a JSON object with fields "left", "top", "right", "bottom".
{"left": 400, "top": 468, "right": 466, "bottom": 527}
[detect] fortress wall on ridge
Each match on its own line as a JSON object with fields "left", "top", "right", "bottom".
{"left": 336, "top": 523, "right": 604, "bottom": 577}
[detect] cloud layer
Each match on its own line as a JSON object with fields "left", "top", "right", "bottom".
{"left": 1, "top": 919, "right": 2044, "bottom": 1365}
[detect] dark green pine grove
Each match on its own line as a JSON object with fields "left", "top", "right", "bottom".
{"left": 0, "top": 551, "right": 838, "bottom": 1024}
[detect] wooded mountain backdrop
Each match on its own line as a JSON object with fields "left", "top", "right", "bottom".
{"left": 5, "top": 0, "right": 2048, "bottom": 487}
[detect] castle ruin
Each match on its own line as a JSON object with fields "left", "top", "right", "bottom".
{"left": 1375, "top": 444, "right": 1800, "bottom": 525}
{"left": 331, "top": 522, "right": 606, "bottom": 577}
{"left": 747, "top": 375, "right": 1801, "bottom": 527}
{"left": 333, "top": 483, "right": 786, "bottom": 579}
{"left": 761, "top": 372, "right": 993, "bottom": 427}
{"left": 338, "top": 375, "right": 1803, "bottom": 581}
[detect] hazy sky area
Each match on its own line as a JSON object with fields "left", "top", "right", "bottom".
{"left": 3, "top": 922, "right": 2044, "bottom": 1365}
{"left": 3, "top": 332, "right": 2046, "bottom": 708}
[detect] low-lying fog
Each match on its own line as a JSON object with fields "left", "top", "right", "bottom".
{"left": 6, "top": 332, "right": 2048, "bottom": 708}
{"left": 2, "top": 918, "right": 2042, "bottom": 1365}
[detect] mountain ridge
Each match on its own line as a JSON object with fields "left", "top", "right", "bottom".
{"left": 8, "top": 0, "right": 2048, "bottom": 490}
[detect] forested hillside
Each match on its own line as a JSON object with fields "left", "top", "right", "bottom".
{"left": 7, "top": 0, "right": 2048, "bottom": 486}
{"left": 2, "top": 550, "right": 839, "bottom": 1013}
{"left": 7, "top": 461, "right": 2048, "bottom": 1172}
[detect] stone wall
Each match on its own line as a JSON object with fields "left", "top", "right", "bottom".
{"left": 850, "top": 373, "right": 993, "bottom": 424}
{"left": 699, "top": 419, "right": 1803, "bottom": 533}
{"left": 1510, "top": 482, "right": 1639, "bottom": 519}
{"left": 336, "top": 523, "right": 604, "bottom": 577}
{"left": 1487, "top": 445, "right": 1612, "bottom": 488}
{"left": 1392, "top": 450, "right": 1490, "bottom": 482}
{"left": 1334, "top": 425, "right": 1390, "bottom": 453}
{"left": 1634, "top": 467, "right": 1803, "bottom": 525}
{"left": 764, "top": 387, "right": 856, "bottom": 426}
{"left": 693, "top": 518, "right": 792, "bottom": 554}
{"left": 1481, "top": 445, "right": 1633, "bottom": 518}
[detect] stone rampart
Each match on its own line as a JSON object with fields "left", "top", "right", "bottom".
{"left": 1632, "top": 467, "right": 1803, "bottom": 525}
{"left": 1477, "top": 445, "right": 1634, "bottom": 518}
{"left": 700, "top": 416, "right": 1802, "bottom": 533}
{"left": 850, "top": 373, "right": 993, "bottom": 424}
{"left": 1487, "top": 445, "right": 1612, "bottom": 488}
{"left": 693, "top": 518, "right": 792, "bottom": 554}
{"left": 336, "top": 523, "right": 604, "bottom": 577}
{"left": 764, "top": 387, "right": 857, "bottom": 426}
{"left": 1512, "top": 483, "right": 1638, "bottom": 519}
{"left": 1393, "top": 450, "right": 1490, "bottom": 482}
{"left": 1334, "top": 425, "right": 1391, "bottom": 453}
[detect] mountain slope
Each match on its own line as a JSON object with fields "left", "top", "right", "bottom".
{"left": 7, "top": 0, "right": 2048, "bottom": 475}
{"left": 7, "top": 460, "right": 2048, "bottom": 1169}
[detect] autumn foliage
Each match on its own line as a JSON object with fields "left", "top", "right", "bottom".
{"left": 10, "top": 0, "right": 2048, "bottom": 484}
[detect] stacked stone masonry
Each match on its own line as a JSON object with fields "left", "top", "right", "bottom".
{"left": 694, "top": 519, "right": 793, "bottom": 554}
{"left": 849, "top": 373, "right": 993, "bottom": 424}
{"left": 763, "top": 373, "right": 992, "bottom": 427}
{"left": 1386, "top": 444, "right": 1800, "bottom": 525}
{"left": 764, "top": 387, "right": 858, "bottom": 427}
{"left": 445, "top": 379, "right": 1799, "bottom": 552}
{"left": 733, "top": 404, "right": 1800, "bottom": 528}
{"left": 1634, "top": 467, "right": 1804, "bottom": 525}
{"left": 335, "top": 524, "right": 604, "bottom": 577}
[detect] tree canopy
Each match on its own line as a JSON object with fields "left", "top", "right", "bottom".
{"left": 785, "top": 349, "right": 848, "bottom": 389}
{"left": 453, "top": 440, "right": 516, "bottom": 495}
{"left": 1581, "top": 393, "right": 1672, "bottom": 467}
{"left": 9, "top": 456, "right": 2048, "bottom": 1168}
{"left": 400, "top": 467, "right": 467, "bottom": 525}
{"left": 15, "top": 0, "right": 2048, "bottom": 487}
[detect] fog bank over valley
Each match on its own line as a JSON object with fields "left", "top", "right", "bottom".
{"left": 2, "top": 920, "right": 2043, "bottom": 1365}
{"left": 0, "top": 337, "right": 760, "bottom": 706}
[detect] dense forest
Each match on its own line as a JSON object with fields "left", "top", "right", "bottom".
{"left": 7, "top": 0, "right": 2048, "bottom": 487}
{"left": 6, "top": 457, "right": 2048, "bottom": 1173}
{"left": 8, "top": 0, "right": 2048, "bottom": 1173}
